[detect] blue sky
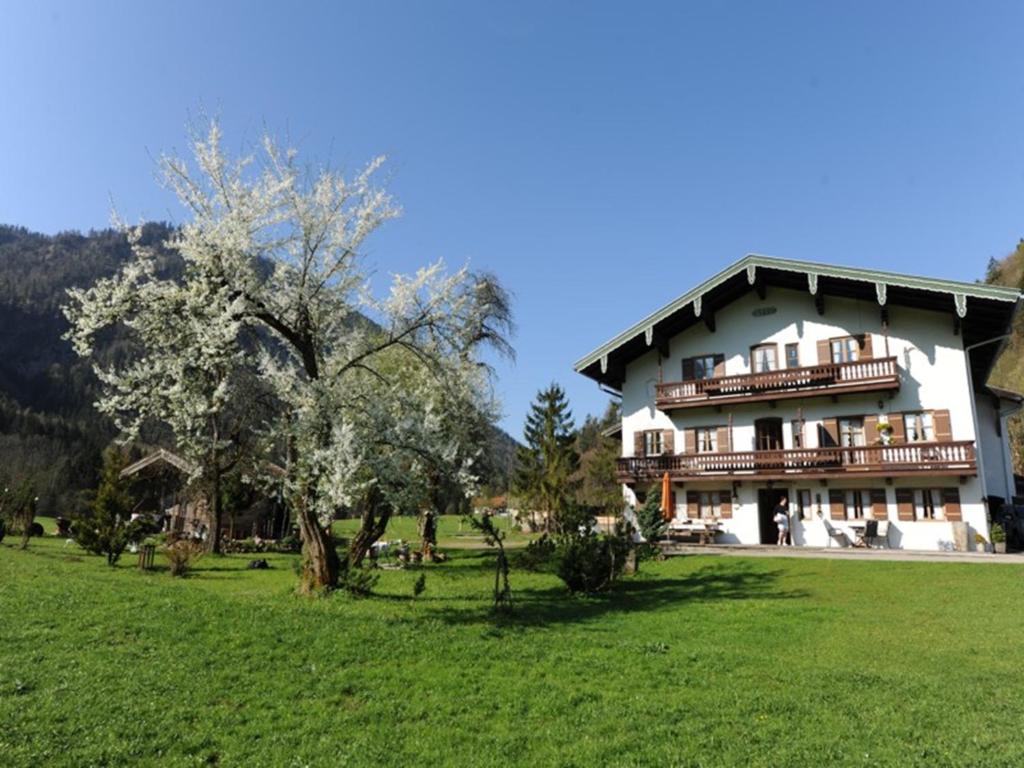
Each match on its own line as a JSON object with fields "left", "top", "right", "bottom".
{"left": 2, "top": 1, "right": 1023, "bottom": 435}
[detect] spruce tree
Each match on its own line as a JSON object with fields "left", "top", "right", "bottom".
{"left": 514, "top": 383, "right": 579, "bottom": 533}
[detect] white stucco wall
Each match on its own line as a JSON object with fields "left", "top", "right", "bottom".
{"left": 619, "top": 285, "right": 999, "bottom": 551}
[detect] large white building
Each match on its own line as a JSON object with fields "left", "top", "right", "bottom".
{"left": 574, "top": 255, "right": 1023, "bottom": 551}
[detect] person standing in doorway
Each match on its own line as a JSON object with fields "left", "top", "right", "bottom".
{"left": 773, "top": 496, "right": 790, "bottom": 546}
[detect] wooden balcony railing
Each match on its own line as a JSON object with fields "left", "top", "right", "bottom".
{"left": 655, "top": 357, "right": 900, "bottom": 410}
{"left": 617, "top": 440, "right": 977, "bottom": 482}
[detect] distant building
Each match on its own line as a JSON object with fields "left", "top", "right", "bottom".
{"left": 574, "top": 255, "right": 1022, "bottom": 550}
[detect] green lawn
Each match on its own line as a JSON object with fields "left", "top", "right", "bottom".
{"left": 332, "top": 512, "right": 537, "bottom": 549}
{"left": 2, "top": 530, "right": 1023, "bottom": 767}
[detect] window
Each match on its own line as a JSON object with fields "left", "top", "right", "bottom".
{"left": 751, "top": 344, "right": 778, "bottom": 373}
{"left": 683, "top": 355, "right": 720, "bottom": 381}
{"left": 796, "top": 488, "right": 813, "bottom": 520}
{"left": 785, "top": 343, "right": 800, "bottom": 369}
{"left": 643, "top": 431, "right": 664, "bottom": 456}
{"left": 845, "top": 489, "right": 870, "bottom": 520}
{"left": 917, "top": 488, "right": 943, "bottom": 520}
{"left": 698, "top": 492, "right": 720, "bottom": 519}
{"left": 693, "top": 355, "right": 717, "bottom": 380}
{"left": 695, "top": 427, "right": 717, "bottom": 453}
{"left": 904, "top": 412, "right": 935, "bottom": 443}
{"left": 791, "top": 420, "right": 804, "bottom": 449}
{"left": 831, "top": 336, "right": 860, "bottom": 364}
{"left": 839, "top": 418, "right": 866, "bottom": 447}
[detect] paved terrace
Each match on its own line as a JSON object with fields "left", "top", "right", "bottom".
{"left": 662, "top": 543, "right": 1024, "bottom": 564}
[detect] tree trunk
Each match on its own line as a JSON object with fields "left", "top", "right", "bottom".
{"left": 296, "top": 502, "right": 339, "bottom": 593}
{"left": 348, "top": 489, "right": 391, "bottom": 567}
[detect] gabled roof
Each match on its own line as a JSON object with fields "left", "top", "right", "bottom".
{"left": 574, "top": 254, "right": 1022, "bottom": 389}
{"left": 120, "top": 448, "right": 198, "bottom": 478}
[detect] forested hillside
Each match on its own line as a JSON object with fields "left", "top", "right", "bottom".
{"left": 0, "top": 224, "right": 519, "bottom": 514}
{"left": 983, "top": 239, "right": 1024, "bottom": 472}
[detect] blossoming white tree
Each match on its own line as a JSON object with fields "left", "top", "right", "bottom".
{"left": 65, "top": 122, "right": 513, "bottom": 590}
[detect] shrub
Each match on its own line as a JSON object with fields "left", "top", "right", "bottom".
{"left": 634, "top": 491, "right": 667, "bottom": 559}
{"left": 991, "top": 523, "right": 1006, "bottom": 544}
{"left": 553, "top": 531, "right": 631, "bottom": 594}
{"left": 72, "top": 448, "right": 141, "bottom": 566}
{"left": 515, "top": 533, "right": 556, "bottom": 571}
{"left": 165, "top": 539, "right": 204, "bottom": 577}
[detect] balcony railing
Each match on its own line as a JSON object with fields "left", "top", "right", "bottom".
{"left": 617, "top": 440, "right": 976, "bottom": 482}
{"left": 655, "top": 357, "right": 900, "bottom": 410}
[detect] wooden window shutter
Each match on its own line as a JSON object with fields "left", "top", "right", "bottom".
{"left": 870, "top": 488, "right": 887, "bottom": 520}
{"left": 713, "top": 354, "right": 725, "bottom": 377}
{"left": 662, "top": 430, "right": 675, "bottom": 454}
{"left": 828, "top": 489, "right": 845, "bottom": 520}
{"left": 858, "top": 333, "right": 873, "bottom": 359}
{"left": 634, "top": 431, "right": 645, "bottom": 457}
{"left": 818, "top": 418, "right": 839, "bottom": 447}
{"left": 817, "top": 339, "right": 832, "bottom": 365}
{"left": 686, "top": 491, "right": 699, "bottom": 518}
{"left": 718, "top": 490, "right": 732, "bottom": 519}
{"left": 864, "top": 415, "right": 878, "bottom": 443}
{"left": 895, "top": 488, "right": 914, "bottom": 521}
{"left": 683, "top": 428, "right": 695, "bottom": 454}
{"left": 942, "top": 488, "right": 961, "bottom": 521}
{"left": 889, "top": 413, "right": 905, "bottom": 442}
{"left": 716, "top": 426, "right": 730, "bottom": 452}
{"left": 681, "top": 358, "right": 695, "bottom": 381}
{"left": 933, "top": 410, "right": 952, "bottom": 442}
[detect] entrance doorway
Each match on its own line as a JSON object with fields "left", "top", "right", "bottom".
{"left": 758, "top": 488, "right": 790, "bottom": 545}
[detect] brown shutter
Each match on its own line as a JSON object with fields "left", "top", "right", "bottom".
{"left": 864, "top": 415, "right": 878, "bottom": 444}
{"left": 718, "top": 490, "right": 732, "bottom": 519}
{"left": 683, "top": 429, "right": 695, "bottom": 454}
{"left": 889, "top": 413, "right": 905, "bottom": 442}
{"left": 828, "top": 489, "right": 845, "bottom": 520}
{"left": 870, "top": 488, "right": 887, "bottom": 520}
{"left": 895, "top": 488, "right": 914, "bottom": 521}
{"left": 662, "top": 430, "right": 675, "bottom": 454}
{"left": 634, "top": 431, "right": 645, "bottom": 457}
{"left": 716, "top": 426, "right": 729, "bottom": 453}
{"left": 817, "top": 339, "right": 832, "bottom": 365}
{"left": 713, "top": 353, "right": 725, "bottom": 377}
{"left": 818, "top": 418, "right": 839, "bottom": 447}
{"left": 686, "top": 491, "right": 699, "bottom": 518}
{"left": 859, "top": 333, "right": 873, "bottom": 359}
{"left": 681, "top": 358, "right": 695, "bottom": 381}
{"left": 933, "top": 410, "right": 952, "bottom": 442}
{"left": 942, "top": 488, "right": 961, "bottom": 521}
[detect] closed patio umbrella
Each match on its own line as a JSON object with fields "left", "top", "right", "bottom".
{"left": 660, "top": 472, "right": 672, "bottom": 522}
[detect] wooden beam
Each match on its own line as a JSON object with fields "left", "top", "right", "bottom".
{"left": 755, "top": 277, "right": 767, "bottom": 301}
{"left": 815, "top": 291, "right": 825, "bottom": 316}
{"left": 953, "top": 313, "right": 961, "bottom": 336}
{"left": 703, "top": 311, "right": 716, "bottom": 333}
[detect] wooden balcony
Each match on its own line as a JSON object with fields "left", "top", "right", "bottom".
{"left": 655, "top": 357, "right": 900, "bottom": 410}
{"left": 616, "top": 440, "right": 977, "bottom": 482}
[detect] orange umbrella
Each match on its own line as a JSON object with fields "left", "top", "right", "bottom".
{"left": 660, "top": 472, "right": 672, "bottom": 522}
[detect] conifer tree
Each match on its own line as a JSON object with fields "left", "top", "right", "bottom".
{"left": 514, "top": 383, "right": 579, "bottom": 533}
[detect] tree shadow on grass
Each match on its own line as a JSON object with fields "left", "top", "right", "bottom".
{"left": 426, "top": 562, "right": 808, "bottom": 628}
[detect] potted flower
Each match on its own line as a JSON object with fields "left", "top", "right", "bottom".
{"left": 974, "top": 531, "right": 989, "bottom": 553}
{"left": 991, "top": 523, "right": 1007, "bottom": 554}
{"left": 876, "top": 420, "right": 895, "bottom": 446}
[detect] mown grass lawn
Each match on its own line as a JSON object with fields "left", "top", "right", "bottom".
{"left": 2, "top": 527, "right": 1023, "bottom": 767}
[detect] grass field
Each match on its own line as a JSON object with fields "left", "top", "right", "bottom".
{"left": 2, "top": 522, "right": 1024, "bottom": 767}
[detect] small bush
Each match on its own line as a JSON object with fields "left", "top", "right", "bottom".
{"left": 164, "top": 539, "right": 204, "bottom": 577}
{"left": 991, "top": 523, "right": 1006, "bottom": 543}
{"left": 554, "top": 531, "right": 631, "bottom": 594}
{"left": 515, "top": 533, "right": 555, "bottom": 571}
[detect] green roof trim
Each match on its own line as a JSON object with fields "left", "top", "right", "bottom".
{"left": 574, "top": 253, "right": 1022, "bottom": 372}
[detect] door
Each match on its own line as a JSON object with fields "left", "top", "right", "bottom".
{"left": 758, "top": 488, "right": 790, "bottom": 544}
